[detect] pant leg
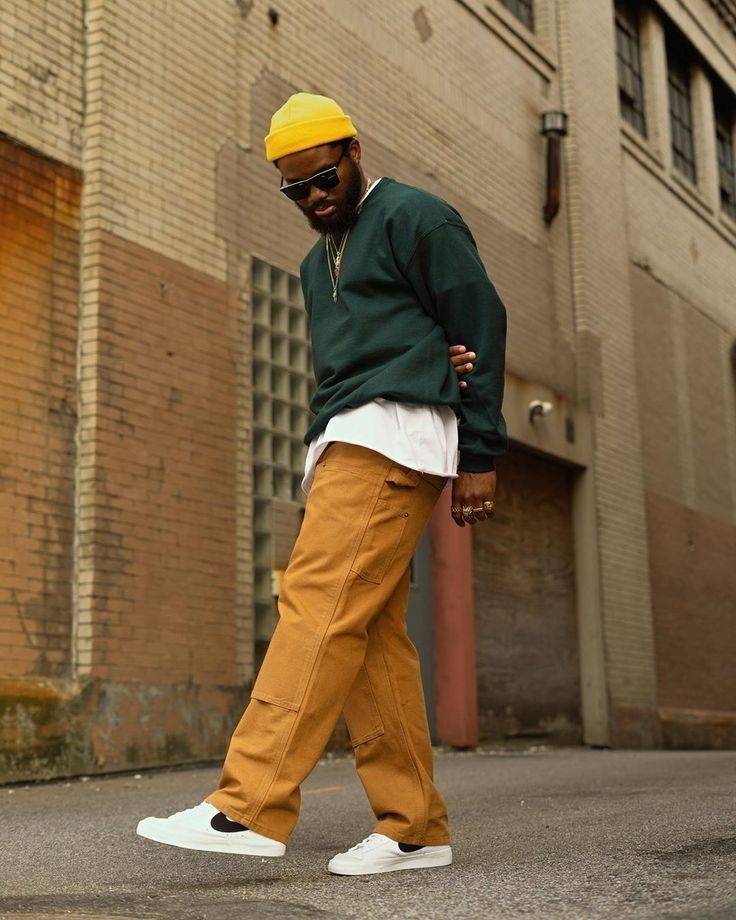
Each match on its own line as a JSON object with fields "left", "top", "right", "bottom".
{"left": 343, "top": 565, "right": 451, "bottom": 845}
{"left": 205, "top": 442, "right": 447, "bottom": 845}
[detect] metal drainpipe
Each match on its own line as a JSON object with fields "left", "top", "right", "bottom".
{"left": 429, "top": 487, "right": 479, "bottom": 748}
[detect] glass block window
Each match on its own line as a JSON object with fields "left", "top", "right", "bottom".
{"left": 714, "top": 89, "right": 736, "bottom": 221}
{"left": 494, "top": 0, "right": 533, "bottom": 31}
{"left": 667, "top": 42, "right": 697, "bottom": 184}
{"left": 252, "top": 258, "right": 315, "bottom": 655}
{"left": 615, "top": 0, "right": 647, "bottom": 138}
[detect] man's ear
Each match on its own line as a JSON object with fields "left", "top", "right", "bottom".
{"left": 349, "top": 139, "right": 361, "bottom": 165}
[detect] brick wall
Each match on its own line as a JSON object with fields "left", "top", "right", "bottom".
{"left": 473, "top": 447, "right": 581, "bottom": 744}
{"left": 623, "top": 2, "right": 736, "bottom": 745}
{"left": 0, "top": 138, "right": 80, "bottom": 679}
{"left": 1, "top": 0, "right": 735, "bottom": 778}
{"left": 82, "top": 232, "right": 240, "bottom": 685}
{"left": 556, "top": 0, "right": 660, "bottom": 745}
{"left": 0, "top": 1, "right": 84, "bottom": 167}
{"left": 0, "top": 138, "right": 81, "bottom": 777}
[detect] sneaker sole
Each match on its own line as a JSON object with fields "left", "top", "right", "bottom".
{"left": 136, "top": 820, "right": 285, "bottom": 857}
{"left": 328, "top": 848, "right": 452, "bottom": 876}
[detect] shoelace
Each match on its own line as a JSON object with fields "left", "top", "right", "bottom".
{"left": 347, "top": 833, "right": 383, "bottom": 853}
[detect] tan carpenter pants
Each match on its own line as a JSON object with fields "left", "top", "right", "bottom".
{"left": 205, "top": 441, "right": 451, "bottom": 847}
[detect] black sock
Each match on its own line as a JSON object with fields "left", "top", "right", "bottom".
{"left": 210, "top": 811, "right": 250, "bottom": 833}
{"left": 398, "top": 842, "right": 425, "bottom": 852}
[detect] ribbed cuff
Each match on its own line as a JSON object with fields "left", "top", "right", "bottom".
{"left": 457, "top": 456, "right": 496, "bottom": 473}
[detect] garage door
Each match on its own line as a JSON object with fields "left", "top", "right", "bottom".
{"left": 473, "top": 445, "right": 582, "bottom": 744}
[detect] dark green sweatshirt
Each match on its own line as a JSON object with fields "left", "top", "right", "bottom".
{"left": 299, "top": 176, "right": 508, "bottom": 472}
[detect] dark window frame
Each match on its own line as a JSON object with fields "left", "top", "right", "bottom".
{"left": 666, "top": 33, "right": 698, "bottom": 184}
{"left": 713, "top": 81, "right": 736, "bottom": 221}
{"left": 494, "top": 0, "right": 534, "bottom": 31}
{"left": 615, "top": 0, "right": 648, "bottom": 138}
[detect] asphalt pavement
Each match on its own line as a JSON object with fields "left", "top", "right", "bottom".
{"left": 1, "top": 745, "right": 735, "bottom": 920}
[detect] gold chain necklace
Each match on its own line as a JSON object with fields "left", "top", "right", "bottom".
{"left": 325, "top": 177, "right": 374, "bottom": 303}
{"left": 325, "top": 228, "right": 350, "bottom": 303}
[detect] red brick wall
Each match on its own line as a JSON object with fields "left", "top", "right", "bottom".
{"left": 0, "top": 138, "right": 80, "bottom": 678}
{"left": 85, "top": 232, "right": 241, "bottom": 687}
{"left": 631, "top": 263, "right": 736, "bottom": 746}
{"left": 647, "top": 493, "right": 736, "bottom": 715}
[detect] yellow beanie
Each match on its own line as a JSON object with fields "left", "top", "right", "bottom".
{"left": 264, "top": 92, "right": 357, "bottom": 162}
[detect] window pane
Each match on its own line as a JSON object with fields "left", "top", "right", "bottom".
{"left": 716, "top": 116, "right": 736, "bottom": 220}
{"left": 666, "top": 42, "right": 697, "bottom": 184}
{"left": 714, "top": 79, "right": 736, "bottom": 221}
{"left": 614, "top": 0, "right": 647, "bottom": 138}
{"left": 495, "top": 0, "right": 534, "bottom": 31}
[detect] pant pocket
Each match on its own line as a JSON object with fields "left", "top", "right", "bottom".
{"left": 349, "top": 463, "right": 425, "bottom": 584}
{"left": 351, "top": 497, "right": 410, "bottom": 584}
{"left": 248, "top": 463, "right": 380, "bottom": 710}
{"left": 343, "top": 664, "right": 385, "bottom": 747}
{"left": 249, "top": 685, "right": 301, "bottom": 712}
{"left": 387, "top": 462, "right": 447, "bottom": 493}
{"left": 385, "top": 464, "right": 422, "bottom": 489}
{"left": 249, "top": 616, "right": 315, "bottom": 712}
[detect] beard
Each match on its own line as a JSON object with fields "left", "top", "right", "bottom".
{"left": 302, "top": 158, "right": 364, "bottom": 236}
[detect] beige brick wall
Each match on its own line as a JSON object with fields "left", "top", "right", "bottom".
{"left": 624, "top": 159, "right": 735, "bottom": 330}
{"left": 0, "top": 0, "right": 84, "bottom": 167}
{"left": 79, "top": 0, "right": 237, "bottom": 278}
{"left": 623, "top": 1, "right": 736, "bottom": 741}
{"left": 556, "top": 0, "right": 660, "bottom": 743}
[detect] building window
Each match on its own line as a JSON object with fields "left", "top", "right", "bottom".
{"left": 494, "top": 0, "right": 534, "bottom": 30}
{"left": 251, "top": 258, "right": 315, "bottom": 656}
{"left": 614, "top": 0, "right": 647, "bottom": 137}
{"left": 714, "top": 86, "right": 736, "bottom": 221}
{"left": 666, "top": 37, "right": 697, "bottom": 184}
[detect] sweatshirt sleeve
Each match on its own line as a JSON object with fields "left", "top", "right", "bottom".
{"left": 403, "top": 219, "right": 508, "bottom": 472}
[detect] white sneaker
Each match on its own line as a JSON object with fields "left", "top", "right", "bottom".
{"left": 136, "top": 801, "right": 285, "bottom": 856}
{"left": 328, "top": 832, "right": 452, "bottom": 876}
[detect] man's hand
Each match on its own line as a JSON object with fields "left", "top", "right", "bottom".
{"left": 448, "top": 345, "right": 496, "bottom": 526}
{"left": 449, "top": 344, "right": 475, "bottom": 391}
{"left": 450, "top": 470, "right": 496, "bottom": 527}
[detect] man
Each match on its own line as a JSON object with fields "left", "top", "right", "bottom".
{"left": 137, "top": 93, "right": 508, "bottom": 875}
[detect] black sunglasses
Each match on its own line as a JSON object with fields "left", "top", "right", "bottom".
{"left": 279, "top": 150, "right": 345, "bottom": 201}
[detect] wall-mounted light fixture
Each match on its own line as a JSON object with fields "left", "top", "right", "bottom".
{"left": 528, "top": 399, "right": 553, "bottom": 423}
{"left": 540, "top": 110, "right": 568, "bottom": 224}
